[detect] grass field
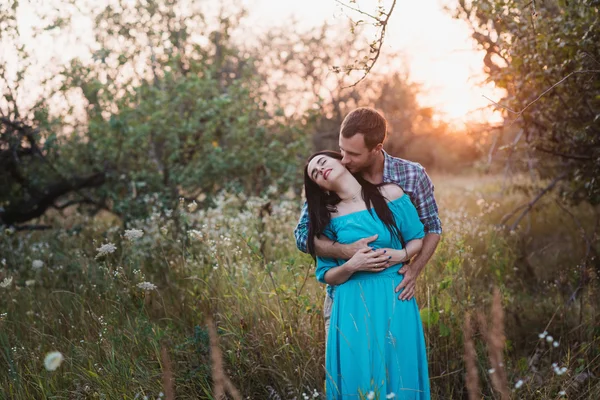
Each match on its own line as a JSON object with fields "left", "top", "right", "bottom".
{"left": 0, "top": 174, "right": 598, "bottom": 399}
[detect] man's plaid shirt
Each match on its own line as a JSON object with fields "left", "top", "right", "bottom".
{"left": 294, "top": 150, "right": 442, "bottom": 253}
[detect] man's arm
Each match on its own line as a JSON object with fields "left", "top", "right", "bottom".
{"left": 396, "top": 233, "right": 440, "bottom": 300}
{"left": 294, "top": 202, "right": 380, "bottom": 259}
{"left": 293, "top": 203, "right": 310, "bottom": 253}
{"left": 395, "top": 167, "right": 442, "bottom": 300}
{"left": 319, "top": 247, "right": 395, "bottom": 285}
{"left": 413, "top": 167, "right": 442, "bottom": 236}
{"left": 315, "top": 234, "right": 380, "bottom": 260}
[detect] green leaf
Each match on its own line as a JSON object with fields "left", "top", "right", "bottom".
{"left": 420, "top": 308, "right": 439, "bottom": 327}
{"left": 439, "top": 321, "right": 451, "bottom": 337}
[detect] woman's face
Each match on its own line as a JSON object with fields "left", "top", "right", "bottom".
{"left": 307, "top": 155, "right": 345, "bottom": 191}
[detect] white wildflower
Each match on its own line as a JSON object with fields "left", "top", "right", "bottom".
{"left": 44, "top": 351, "right": 64, "bottom": 371}
{"left": 32, "top": 259, "right": 44, "bottom": 270}
{"left": 137, "top": 281, "right": 157, "bottom": 291}
{"left": 553, "top": 364, "right": 568, "bottom": 375}
{"left": 386, "top": 393, "right": 396, "bottom": 399}
{"left": 124, "top": 229, "right": 144, "bottom": 241}
{"left": 538, "top": 330, "right": 548, "bottom": 339}
{"left": 0, "top": 277, "right": 12, "bottom": 288}
{"left": 514, "top": 379, "right": 524, "bottom": 389}
{"left": 25, "top": 280, "right": 36, "bottom": 287}
{"left": 312, "top": 389, "right": 319, "bottom": 398}
{"left": 558, "top": 390, "right": 566, "bottom": 396}
{"left": 159, "top": 393, "right": 164, "bottom": 398}
{"left": 488, "top": 368, "right": 496, "bottom": 374}
{"left": 553, "top": 341, "right": 559, "bottom": 348}
{"left": 367, "top": 391, "right": 375, "bottom": 400}
{"left": 1, "top": 258, "right": 5, "bottom": 266}
{"left": 188, "top": 229, "right": 203, "bottom": 240}
{"left": 95, "top": 243, "right": 117, "bottom": 258}
{"left": 187, "top": 201, "right": 198, "bottom": 212}
{"left": 546, "top": 335, "right": 554, "bottom": 343}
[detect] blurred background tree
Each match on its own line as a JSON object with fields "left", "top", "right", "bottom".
{"left": 452, "top": 0, "right": 600, "bottom": 206}
{"left": 0, "top": 0, "right": 308, "bottom": 226}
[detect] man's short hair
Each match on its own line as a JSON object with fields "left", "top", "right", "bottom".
{"left": 340, "top": 107, "right": 387, "bottom": 150}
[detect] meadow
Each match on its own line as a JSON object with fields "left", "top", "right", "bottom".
{"left": 0, "top": 174, "right": 598, "bottom": 399}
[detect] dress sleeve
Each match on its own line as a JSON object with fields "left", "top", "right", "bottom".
{"left": 316, "top": 256, "right": 341, "bottom": 284}
{"left": 314, "top": 225, "right": 340, "bottom": 284}
{"left": 392, "top": 196, "right": 426, "bottom": 242}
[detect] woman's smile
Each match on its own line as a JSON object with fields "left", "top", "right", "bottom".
{"left": 323, "top": 168, "right": 332, "bottom": 180}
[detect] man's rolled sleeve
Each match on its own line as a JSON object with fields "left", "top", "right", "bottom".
{"left": 414, "top": 169, "right": 442, "bottom": 235}
{"left": 294, "top": 202, "right": 310, "bottom": 253}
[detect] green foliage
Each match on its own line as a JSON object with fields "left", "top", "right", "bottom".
{"left": 0, "top": 0, "right": 308, "bottom": 226}
{"left": 453, "top": 0, "right": 600, "bottom": 204}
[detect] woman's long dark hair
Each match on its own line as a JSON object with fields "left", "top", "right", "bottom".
{"left": 304, "top": 150, "right": 404, "bottom": 258}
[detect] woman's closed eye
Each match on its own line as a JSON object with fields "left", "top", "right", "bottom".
{"left": 311, "top": 157, "right": 327, "bottom": 179}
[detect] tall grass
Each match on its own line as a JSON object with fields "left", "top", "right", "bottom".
{"left": 0, "top": 175, "right": 598, "bottom": 399}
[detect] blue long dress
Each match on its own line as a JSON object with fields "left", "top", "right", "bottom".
{"left": 316, "top": 194, "right": 430, "bottom": 400}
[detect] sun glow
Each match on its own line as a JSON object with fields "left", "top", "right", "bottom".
{"left": 244, "top": 0, "right": 506, "bottom": 127}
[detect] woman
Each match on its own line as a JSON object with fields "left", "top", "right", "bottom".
{"left": 305, "top": 151, "right": 430, "bottom": 399}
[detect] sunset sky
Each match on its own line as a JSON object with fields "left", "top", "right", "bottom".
{"left": 242, "top": 0, "right": 505, "bottom": 126}
{"left": 12, "top": 0, "right": 505, "bottom": 127}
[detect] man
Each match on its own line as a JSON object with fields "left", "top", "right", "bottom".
{"left": 294, "top": 107, "right": 442, "bottom": 337}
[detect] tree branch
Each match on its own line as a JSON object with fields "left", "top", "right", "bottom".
{"left": 534, "top": 146, "right": 592, "bottom": 161}
{"left": 335, "top": 0, "right": 398, "bottom": 88}
{"left": 334, "top": 0, "right": 379, "bottom": 22}
{"left": 0, "top": 172, "right": 106, "bottom": 225}
{"left": 504, "top": 174, "right": 566, "bottom": 231}
{"left": 483, "top": 70, "right": 600, "bottom": 123}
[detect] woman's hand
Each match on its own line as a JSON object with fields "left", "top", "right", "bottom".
{"left": 380, "top": 239, "right": 423, "bottom": 266}
{"left": 345, "top": 247, "right": 392, "bottom": 273}
{"left": 378, "top": 248, "right": 408, "bottom": 265}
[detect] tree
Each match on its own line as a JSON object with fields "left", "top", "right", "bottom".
{"left": 453, "top": 0, "right": 600, "bottom": 205}
{"left": 0, "top": 0, "right": 308, "bottom": 227}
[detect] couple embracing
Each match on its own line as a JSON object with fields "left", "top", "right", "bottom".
{"left": 294, "top": 108, "right": 442, "bottom": 399}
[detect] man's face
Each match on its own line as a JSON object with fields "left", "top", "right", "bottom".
{"left": 339, "top": 133, "right": 380, "bottom": 173}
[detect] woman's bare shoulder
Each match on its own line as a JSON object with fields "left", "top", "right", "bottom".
{"left": 379, "top": 183, "right": 405, "bottom": 201}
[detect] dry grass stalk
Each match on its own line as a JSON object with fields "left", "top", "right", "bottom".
{"left": 160, "top": 344, "right": 175, "bottom": 400}
{"left": 207, "top": 316, "right": 242, "bottom": 400}
{"left": 463, "top": 312, "right": 482, "bottom": 400}
{"left": 477, "top": 288, "right": 510, "bottom": 400}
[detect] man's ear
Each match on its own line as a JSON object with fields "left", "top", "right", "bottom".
{"left": 374, "top": 143, "right": 384, "bottom": 152}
